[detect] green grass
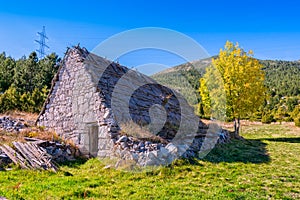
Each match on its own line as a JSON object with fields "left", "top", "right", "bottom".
{"left": 1, "top": 124, "right": 300, "bottom": 199}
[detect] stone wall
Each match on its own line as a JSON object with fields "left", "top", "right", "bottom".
{"left": 37, "top": 47, "right": 129, "bottom": 157}
{"left": 37, "top": 47, "right": 116, "bottom": 156}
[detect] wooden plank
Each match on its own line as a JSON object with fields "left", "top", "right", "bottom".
{"left": 25, "top": 143, "right": 47, "bottom": 169}
{"left": 0, "top": 145, "right": 19, "bottom": 165}
{"left": 13, "top": 142, "right": 38, "bottom": 169}
{"left": 1, "top": 142, "right": 58, "bottom": 172}
{"left": 20, "top": 142, "right": 49, "bottom": 170}
{"left": 0, "top": 145, "right": 30, "bottom": 169}
{"left": 24, "top": 142, "right": 58, "bottom": 172}
{"left": 24, "top": 137, "right": 48, "bottom": 145}
{"left": 31, "top": 143, "right": 58, "bottom": 171}
{"left": 3, "top": 145, "right": 29, "bottom": 166}
{"left": 29, "top": 143, "right": 49, "bottom": 160}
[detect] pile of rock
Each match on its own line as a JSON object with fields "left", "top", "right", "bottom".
{"left": 0, "top": 116, "right": 29, "bottom": 132}
{"left": 112, "top": 124, "right": 230, "bottom": 167}
{"left": 114, "top": 135, "right": 165, "bottom": 152}
{"left": 37, "top": 139, "right": 77, "bottom": 163}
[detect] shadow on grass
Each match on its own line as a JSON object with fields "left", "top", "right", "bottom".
{"left": 202, "top": 138, "right": 270, "bottom": 164}
{"left": 260, "top": 137, "right": 300, "bottom": 143}
{"left": 56, "top": 158, "right": 88, "bottom": 168}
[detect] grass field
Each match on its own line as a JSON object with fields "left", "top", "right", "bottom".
{"left": 0, "top": 123, "right": 300, "bottom": 199}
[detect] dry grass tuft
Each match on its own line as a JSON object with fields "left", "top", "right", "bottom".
{"left": 119, "top": 121, "right": 167, "bottom": 143}
{"left": 0, "top": 112, "right": 56, "bottom": 145}
{"left": 0, "top": 128, "right": 57, "bottom": 145}
{"left": 0, "top": 111, "right": 38, "bottom": 122}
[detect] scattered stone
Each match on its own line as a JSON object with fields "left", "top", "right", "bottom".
{"left": 111, "top": 127, "right": 230, "bottom": 167}
{"left": 117, "top": 135, "right": 128, "bottom": 143}
{"left": 120, "top": 142, "right": 128, "bottom": 149}
{"left": 0, "top": 116, "right": 28, "bottom": 132}
{"left": 103, "top": 165, "right": 111, "bottom": 169}
{"left": 41, "top": 142, "right": 76, "bottom": 163}
{"left": 159, "top": 147, "right": 169, "bottom": 158}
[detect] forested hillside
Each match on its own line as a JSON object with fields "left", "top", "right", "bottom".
{"left": 261, "top": 60, "right": 300, "bottom": 97}
{"left": 151, "top": 58, "right": 300, "bottom": 123}
{"left": 151, "top": 58, "right": 211, "bottom": 105}
{"left": 0, "top": 52, "right": 60, "bottom": 113}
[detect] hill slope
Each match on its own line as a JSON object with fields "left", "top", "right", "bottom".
{"left": 151, "top": 57, "right": 212, "bottom": 105}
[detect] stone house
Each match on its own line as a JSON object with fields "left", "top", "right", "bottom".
{"left": 37, "top": 46, "right": 225, "bottom": 166}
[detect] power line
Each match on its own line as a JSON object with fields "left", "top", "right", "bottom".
{"left": 35, "top": 26, "right": 49, "bottom": 59}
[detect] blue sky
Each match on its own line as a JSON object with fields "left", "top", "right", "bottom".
{"left": 1, "top": 0, "right": 300, "bottom": 74}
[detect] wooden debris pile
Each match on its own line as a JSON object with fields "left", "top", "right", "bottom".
{"left": 0, "top": 140, "right": 58, "bottom": 172}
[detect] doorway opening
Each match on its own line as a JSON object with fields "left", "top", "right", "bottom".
{"left": 87, "top": 123, "right": 99, "bottom": 157}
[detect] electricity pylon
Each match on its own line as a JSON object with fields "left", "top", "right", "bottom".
{"left": 35, "top": 26, "right": 49, "bottom": 59}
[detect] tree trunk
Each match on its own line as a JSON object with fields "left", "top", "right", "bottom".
{"left": 233, "top": 117, "right": 241, "bottom": 139}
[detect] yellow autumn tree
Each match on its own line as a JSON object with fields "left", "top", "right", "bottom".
{"left": 199, "top": 41, "right": 266, "bottom": 138}
{"left": 199, "top": 65, "right": 226, "bottom": 120}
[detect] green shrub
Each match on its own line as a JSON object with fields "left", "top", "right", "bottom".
{"left": 294, "top": 115, "right": 300, "bottom": 127}
{"left": 291, "top": 105, "right": 300, "bottom": 119}
{"left": 261, "top": 114, "right": 274, "bottom": 124}
{"left": 0, "top": 85, "right": 48, "bottom": 113}
{"left": 0, "top": 86, "right": 19, "bottom": 112}
{"left": 250, "top": 111, "right": 262, "bottom": 121}
{"left": 284, "top": 116, "right": 294, "bottom": 122}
